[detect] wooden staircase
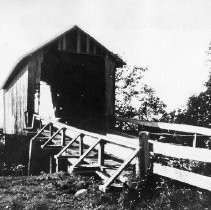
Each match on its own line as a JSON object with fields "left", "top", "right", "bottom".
{"left": 25, "top": 114, "right": 143, "bottom": 192}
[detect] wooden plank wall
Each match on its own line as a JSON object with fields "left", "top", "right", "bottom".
{"left": 105, "top": 56, "right": 116, "bottom": 118}
{"left": 28, "top": 50, "right": 43, "bottom": 121}
{"left": 4, "top": 66, "right": 28, "bottom": 134}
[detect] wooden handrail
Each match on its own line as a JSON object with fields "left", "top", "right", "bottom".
{"left": 28, "top": 123, "right": 50, "bottom": 176}
{"left": 42, "top": 127, "right": 63, "bottom": 149}
{"left": 116, "top": 117, "right": 211, "bottom": 136}
{"left": 33, "top": 114, "right": 137, "bottom": 149}
{"left": 99, "top": 148, "right": 140, "bottom": 192}
{"left": 31, "top": 123, "right": 50, "bottom": 140}
{"left": 55, "top": 133, "right": 81, "bottom": 158}
{"left": 69, "top": 138, "right": 102, "bottom": 172}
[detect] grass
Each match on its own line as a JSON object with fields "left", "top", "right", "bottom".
{"left": 0, "top": 171, "right": 210, "bottom": 209}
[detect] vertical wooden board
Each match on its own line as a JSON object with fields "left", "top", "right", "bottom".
{"left": 28, "top": 51, "right": 43, "bottom": 123}
{"left": 58, "top": 37, "right": 63, "bottom": 50}
{"left": 77, "top": 29, "right": 81, "bottom": 53}
{"left": 62, "top": 35, "right": 66, "bottom": 50}
{"left": 105, "top": 56, "right": 116, "bottom": 119}
{"left": 86, "top": 35, "right": 90, "bottom": 53}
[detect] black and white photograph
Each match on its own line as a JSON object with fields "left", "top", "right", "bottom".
{"left": 0, "top": 0, "right": 211, "bottom": 209}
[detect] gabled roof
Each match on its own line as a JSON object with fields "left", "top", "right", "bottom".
{"left": 2, "top": 25, "right": 125, "bottom": 89}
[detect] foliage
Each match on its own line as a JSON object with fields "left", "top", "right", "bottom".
{"left": 115, "top": 66, "right": 167, "bottom": 124}
{"left": 0, "top": 173, "right": 210, "bottom": 209}
{"left": 167, "top": 91, "right": 211, "bottom": 127}
{"left": 0, "top": 163, "right": 25, "bottom": 176}
{"left": 162, "top": 65, "right": 211, "bottom": 127}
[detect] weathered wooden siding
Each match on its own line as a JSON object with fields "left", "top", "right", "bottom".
{"left": 28, "top": 50, "right": 43, "bottom": 121}
{"left": 4, "top": 66, "right": 28, "bottom": 134}
{"left": 105, "top": 56, "right": 116, "bottom": 118}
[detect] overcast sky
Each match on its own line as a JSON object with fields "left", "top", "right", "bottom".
{"left": 1, "top": 0, "right": 211, "bottom": 111}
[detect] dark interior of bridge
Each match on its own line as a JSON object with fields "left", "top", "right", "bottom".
{"left": 41, "top": 51, "right": 106, "bottom": 129}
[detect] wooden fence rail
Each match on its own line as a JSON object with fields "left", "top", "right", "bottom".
{"left": 149, "top": 138, "right": 211, "bottom": 191}
{"left": 117, "top": 117, "right": 211, "bottom": 191}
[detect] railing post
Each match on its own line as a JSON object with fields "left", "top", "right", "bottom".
{"left": 79, "top": 134, "right": 84, "bottom": 156}
{"left": 136, "top": 131, "right": 150, "bottom": 179}
{"left": 49, "top": 123, "right": 53, "bottom": 137}
{"left": 193, "top": 133, "right": 197, "bottom": 148}
{"left": 39, "top": 119, "right": 42, "bottom": 130}
{"left": 61, "top": 128, "right": 66, "bottom": 147}
{"left": 55, "top": 157, "right": 59, "bottom": 173}
{"left": 49, "top": 155, "right": 53, "bottom": 174}
{"left": 98, "top": 140, "right": 105, "bottom": 167}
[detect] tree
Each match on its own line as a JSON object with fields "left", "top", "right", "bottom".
{"left": 161, "top": 43, "right": 211, "bottom": 127}
{"left": 169, "top": 77, "right": 211, "bottom": 127}
{"left": 115, "top": 66, "right": 167, "bottom": 128}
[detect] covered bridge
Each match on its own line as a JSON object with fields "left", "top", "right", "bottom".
{"left": 2, "top": 25, "right": 125, "bottom": 137}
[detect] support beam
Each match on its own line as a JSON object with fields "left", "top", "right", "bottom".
{"left": 49, "top": 155, "right": 53, "bottom": 174}
{"left": 39, "top": 119, "right": 42, "bottom": 130}
{"left": 61, "top": 128, "right": 66, "bottom": 146}
{"left": 49, "top": 123, "right": 53, "bottom": 137}
{"left": 55, "top": 158, "right": 59, "bottom": 173}
{"left": 98, "top": 140, "right": 105, "bottom": 166}
{"left": 79, "top": 134, "right": 84, "bottom": 156}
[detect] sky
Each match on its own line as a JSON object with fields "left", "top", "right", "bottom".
{"left": 0, "top": 0, "right": 211, "bottom": 111}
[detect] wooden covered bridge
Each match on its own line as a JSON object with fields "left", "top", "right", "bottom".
{"left": 1, "top": 25, "right": 211, "bottom": 192}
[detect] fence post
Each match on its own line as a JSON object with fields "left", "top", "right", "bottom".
{"left": 193, "top": 133, "right": 197, "bottom": 148}
{"left": 49, "top": 155, "right": 53, "bottom": 174}
{"left": 136, "top": 131, "right": 150, "bottom": 179}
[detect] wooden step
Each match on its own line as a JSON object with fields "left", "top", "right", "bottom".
{"left": 71, "top": 165, "right": 101, "bottom": 173}
{"left": 36, "top": 137, "right": 50, "bottom": 140}
{"left": 24, "top": 127, "right": 35, "bottom": 131}
{"left": 95, "top": 170, "right": 125, "bottom": 184}
{"left": 57, "top": 155, "right": 80, "bottom": 159}
{"left": 27, "top": 131, "right": 38, "bottom": 135}
{"left": 41, "top": 145, "right": 63, "bottom": 149}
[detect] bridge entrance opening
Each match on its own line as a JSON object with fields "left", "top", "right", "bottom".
{"left": 40, "top": 51, "right": 106, "bottom": 130}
